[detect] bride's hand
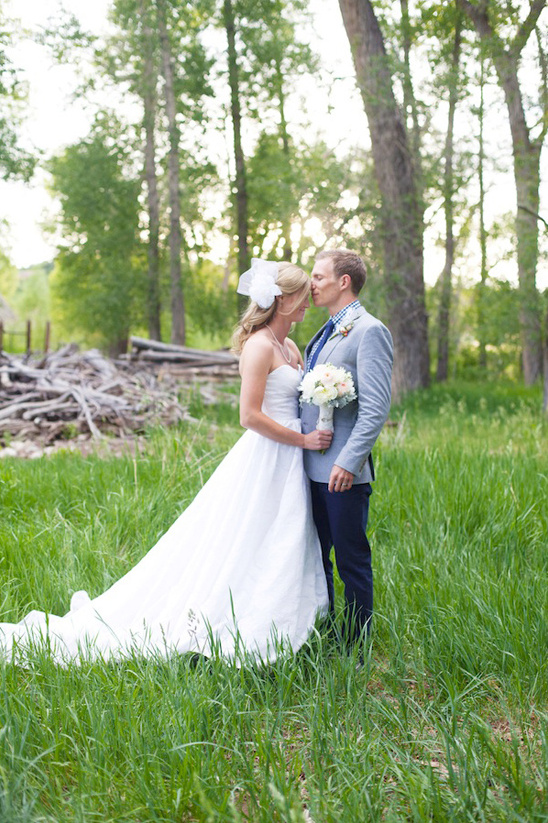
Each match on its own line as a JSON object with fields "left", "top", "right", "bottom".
{"left": 304, "top": 429, "right": 333, "bottom": 450}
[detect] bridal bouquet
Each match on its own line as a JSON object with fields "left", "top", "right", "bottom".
{"left": 299, "top": 363, "right": 357, "bottom": 433}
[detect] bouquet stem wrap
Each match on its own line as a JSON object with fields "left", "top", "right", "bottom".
{"left": 316, "top": 403, "right": 335, "bottom": 432}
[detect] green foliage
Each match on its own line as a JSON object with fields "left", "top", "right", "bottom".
{"left": 247, "top": 134, "right": 381, "bottom": 266}
{"left": 9, "top": 264, "right": 52, "bottom": 351}
{"left": 0, "top": 259, "right": 53, "bottom": 352}
{"left": 246, "top": 131, "right": 295, "bottom": 253}
{"left": 475, "top": 277, "right": 521, "bottom": 345}
{"left": 48, "top": 115, "right": 145, "bottom": 353}
{"left": 0, "top": 248, "right": 17, "bottom": 299}
{"left": 109, "top": 0, "right": 215, "bottom": 119}
{"left": 428, "top": 275, "right": 525, "bottom": 381}
{"left": 0, "top": 382, "right": 546, "bottom": 820}
{"left": 392, "top": 376, "right": 542, "bottom": 416}
{"left": 177, "top": 150, "right": 221, "bottom": 253}
{"left": 0, "top": 8, "right": 36, "bottom": 181}
{"left": 184, "top": 257, "right": 238, "bottom": 346}
{"left": 236, "top": 0, "right": 318, "bottom": 109}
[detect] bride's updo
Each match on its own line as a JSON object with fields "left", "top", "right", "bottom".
{"left": 232, "top": 262, "right": 310, "bottom": 354}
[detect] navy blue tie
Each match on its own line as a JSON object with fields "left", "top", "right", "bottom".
{"left": 308, "top": 318, "right": 335, "bottom": 371}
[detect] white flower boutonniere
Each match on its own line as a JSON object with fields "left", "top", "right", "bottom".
{"left": 329, "top": 321, "right": 354, "bottom": 341}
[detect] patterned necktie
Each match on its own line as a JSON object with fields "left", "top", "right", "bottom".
{"left": 307, "top": 318, "right": 335, "bottom": 371}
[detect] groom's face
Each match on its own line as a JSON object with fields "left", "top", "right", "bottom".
{"left": 310, "top": 258, "right": 341, "bottom": 310}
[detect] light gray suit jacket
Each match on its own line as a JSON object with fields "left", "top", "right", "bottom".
{"left": 301, "top": 304, "right": 393, "bottom": 484}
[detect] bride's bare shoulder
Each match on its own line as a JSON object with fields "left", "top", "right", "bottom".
{"left": 239, "top": 330, "right": 273, "bottom": 374}
{"left": 244, "top": 329, "right": 271, "bottom": 349}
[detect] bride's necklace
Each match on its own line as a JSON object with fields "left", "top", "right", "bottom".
{"left": 265, "top": 324, "right": 292, "bottom": 364}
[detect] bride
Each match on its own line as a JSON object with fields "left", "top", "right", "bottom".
{"left": 0, "top": 260, "right": 331, "bottom": 665}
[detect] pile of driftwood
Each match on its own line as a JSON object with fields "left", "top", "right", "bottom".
{"left": 0, "top": 344, "right": 197, "bottom": 444}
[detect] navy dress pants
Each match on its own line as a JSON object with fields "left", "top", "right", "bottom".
{"left": 310, "top": 481, "right": 373, "bottom": 644}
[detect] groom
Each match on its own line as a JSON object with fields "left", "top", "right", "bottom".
{"left": 301, "top": 249, "right": 393, "bottom": 648}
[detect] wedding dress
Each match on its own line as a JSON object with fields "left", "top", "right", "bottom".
{"left": 0, "top": 365, "right": 328, "bottom": 665}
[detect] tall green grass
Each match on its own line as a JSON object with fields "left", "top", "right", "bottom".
{"left": 0, "top": 381, "right": 546, "bottom": 821}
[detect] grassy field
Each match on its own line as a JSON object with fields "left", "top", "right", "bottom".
{"left": 0, "top": 381, "right": 546, "bottom": 822}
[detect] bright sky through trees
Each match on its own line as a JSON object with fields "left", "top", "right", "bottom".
{"left": 1, "top": 0, "right": 546, "bottom": 288}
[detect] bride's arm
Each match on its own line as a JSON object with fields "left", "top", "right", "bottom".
{"left": 239, "top": 337, "right": 332, "bottom": 451}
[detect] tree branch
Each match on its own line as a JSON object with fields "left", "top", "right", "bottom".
{"left": 458, "top": 0, "right": 546, "bottom": 60}
{"left": 518, "top": 203, "right": 548, "bottom": 229}
{"left": 455, "top": 0, "right": 493, "bottom": 39}
{"left": 536, "top": 25, "right": 548, "bottom": 141}
{"left": 511, "top": 0, "right": 546, "bottom": 58}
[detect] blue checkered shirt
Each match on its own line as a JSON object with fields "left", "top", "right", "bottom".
{"left": 307, "top": 300, "right": 361, "bottom": 371}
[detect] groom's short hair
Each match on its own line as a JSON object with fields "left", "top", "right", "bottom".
{"left": 316, "top": 249, "right": 367, "bottom": 295}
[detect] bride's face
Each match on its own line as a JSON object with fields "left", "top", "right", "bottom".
{"left": 281, "top": 292, "right": 310, "bottom": 323}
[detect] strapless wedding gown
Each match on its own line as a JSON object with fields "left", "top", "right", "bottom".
{"left": 0, "top": 365, "right": 328, "bottom": 664}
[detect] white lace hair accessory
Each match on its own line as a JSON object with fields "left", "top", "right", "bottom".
{"left": 237, "top": 258, "right": 282, "bottom": 309}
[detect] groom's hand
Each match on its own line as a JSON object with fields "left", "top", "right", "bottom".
{"left": 328, "top": 466, "right": 354, "bottom": 493}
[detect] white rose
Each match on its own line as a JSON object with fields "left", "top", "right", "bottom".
{"left": 320, "top": 367, "right": 338, "bottom": 387}
{"left": 299, "top": 373, "right": 316, "bottom": 402}
{"left": 312, "top": 385, "right": 338, "bottom": 405}
{"left": 313, "top": 363, "right": 331, "bottom": 379}
{"left": 299, "top": 372, "right": 315, "bottom": 392}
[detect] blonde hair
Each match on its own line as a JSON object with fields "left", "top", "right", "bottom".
{"left": 232, "top": 262, "right": 310, "bottom": 354}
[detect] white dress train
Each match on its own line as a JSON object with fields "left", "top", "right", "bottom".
{"left": 0, "top": 365, "right": 328, "bottom": 664}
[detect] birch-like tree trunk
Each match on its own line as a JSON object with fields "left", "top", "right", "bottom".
{"left": 157, "top": 0, "right": 185, "bottom": 345}
{"left": 139, "top": 0, "right": 161, "bottom": 341}
{"left": 276, "top": 62, "right": 293, "bottom": 261}
{"left": 457, "top": 0, "right": 547, "bottom": 384}
{"left": 223, "top": 0, "right": 249, "bottom": 295}
{"left": 338, "top": 0, "right": 430, "bottom": 396}
{"left": 477, "top": 51, "right": 488, "bottom": 371}
{"left": 436, "top": 15, "right": 462, "bottom": 382}
{"left": 400, "top": 0, "right": 422, "bottom": 179}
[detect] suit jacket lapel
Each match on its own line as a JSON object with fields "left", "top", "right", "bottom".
{"left": 317, "top": 304, "right": 365, "bottom": 363}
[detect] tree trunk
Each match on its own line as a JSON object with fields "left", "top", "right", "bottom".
{"left": 400, "top": 0, "right": 422, "bottom": 178}
{"left": 477, "top": 50, "right": 488, "bottom": 371}
{"left": 436, "top": 15, "right": 461, "bottom": 382}
{"left": 338, "top": 0, "right": 430, "bottom": 396}
{"left": 157, "top": 0, "right": 185, "bottom": 345}
{"left": 108, "top": 334, "right": 129, "bottom": 358}
{"left": 276, "top": 61, "right": 293, "bottom": 261}
{"left": 503, "top": 48, "right": 544, "bottom": 381}
{"left": 224, "top": 0, "right": 249, "bottom": 302}
{"left": 544, "top": 300, "right": 548, "bottom": 413}
{"left": 515, "top": 141, "right": 542, "bottom": 382}
{"left": 140, "top": 0, "right": 162, "bottom": 341}
{"left": 457, "top": 0, "right": 546, "bottom": 384}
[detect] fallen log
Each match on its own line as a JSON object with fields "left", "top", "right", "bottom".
{"left": 134, "top": 350, "right": 239, "bottom": 367}
{"left": 129, "top": 336, "right": 238, "bottom": 365}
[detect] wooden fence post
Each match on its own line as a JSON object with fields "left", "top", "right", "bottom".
{"left": 26, "top": 320, "right": 31, "bottom": 354}
{"left": 44, "top": 321, "right": 51, "bottom": 353}
{"left": 0, "top": 321, "right": 3, "bottom": 353}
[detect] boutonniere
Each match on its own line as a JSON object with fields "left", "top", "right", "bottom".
{"left": 329, "top": 321, "right": 354, "bottom": 341}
